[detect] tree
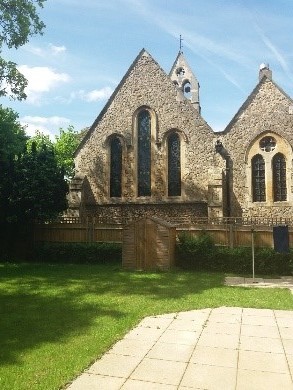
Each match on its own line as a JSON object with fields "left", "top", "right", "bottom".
{"left": 10, "top": 141, "right": 68, "bottom": 223}
{"left": 0, "top": 105, "right": 27, "bottom": 223}
{"left": 0, "top": 0, "right": 46, "bottom": 100}
{"left": 0, "top": 104, "right": 27, "bottom": 161}
{"left": 54, "top": 125, "right": 80, "bottom": 180}
{"left": 27, "top": 129, "right": 54, "bottom": 152}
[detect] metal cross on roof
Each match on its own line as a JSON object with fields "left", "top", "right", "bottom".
{"left": 179, "top": 34, "right": 183, "bottom": 53}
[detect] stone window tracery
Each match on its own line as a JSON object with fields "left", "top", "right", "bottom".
{"left": 168, "top": 132, "right": 181, "bottom": 196}
{"left": 252, "top": 154, "right": 266, "bottom": 202}
{"left": 110, "top": 136, "right": 122, "bottom": 198}
{"left": 137, "top": 110, "right": 151, "bottom": 196}
{"left": 248, "top": 133, "right": 291, "bottom": 205}
{"left": 259, "top": 136, "right": 276, "bottom": 152}
{"left": 273, "top": 153, "right": 287, "bottom": 201}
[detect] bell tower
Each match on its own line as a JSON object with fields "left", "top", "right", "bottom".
{"left": 169, "top": 43, "right": 200, "bottom": 113}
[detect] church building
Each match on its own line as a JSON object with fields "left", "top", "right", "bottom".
{"left": 67, "top": 49, "right": 293, "bottom": 224}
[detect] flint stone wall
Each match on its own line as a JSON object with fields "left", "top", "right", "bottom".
{"left": 81, "top": 202, "right": 208, "bottom": 225}
{"left": 74, "top": 51, "right": 216, "bottom": 209}
{"left": 216, "top": 78, "right": 293, "bottom": 218}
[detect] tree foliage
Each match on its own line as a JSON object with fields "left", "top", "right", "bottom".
{"left": 10, "top": 142, "right": 68, "bottom": 223}
{"left": 0, "top": 104, "right": 27, "bottom": 162}
{"left": 0, "top": 0, "right": 46, "bottom": 100}
{"left": 54, "top": 125, "right": 80, "bottom": 180}
{"left": 27, "top": 129, "right": 54, "bottom": 152}
{"left": 0, "top": 105, "right": 27, "bottom": 223}
{"left": 0, "top": 106, "right": 68, "bottom": 226}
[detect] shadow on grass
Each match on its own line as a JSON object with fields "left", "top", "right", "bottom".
{"left": 0, "top": 263, "right": 223, "bottom": 366}
{"left": 0, "top": 265, "right": 127, "bottom": 365}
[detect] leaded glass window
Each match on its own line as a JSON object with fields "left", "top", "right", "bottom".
{"left": 273, "top": 153, "right": 287, "bottom": 201}
{"left": 137, "top": 110, "right": 151, "bottom": 196}
{"left": 252, "top": 154, "right": 266, "bottom": 202}
{"left": 110, "top": 137, "right": 122, "bottom": 197}
{"left": 259, "top": 136, "right": 276, "bottom": 152}
{"left": 168, "top": 133, "right": 181, "bottom": 196}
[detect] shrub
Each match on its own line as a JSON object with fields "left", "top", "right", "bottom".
{"left": 176, "top": 233, "right": 293, "bottom": 275}
{"left": 176, "top": 231, "right": 216, "bottom": 270}
{"left": 32, "top": 242, "right": 122, "bottom": 264}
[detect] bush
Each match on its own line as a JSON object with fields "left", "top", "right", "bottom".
{"left": 176, "top": 232, "right": 293, "bottom": 275}
{"left": 176, "top": 231, "right": 216, "bottom": 270}
{"left": 32, "top": 242, "right": 122, "bottom": 264}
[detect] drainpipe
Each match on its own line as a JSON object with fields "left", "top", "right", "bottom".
{"left": 215, "top": 140, "right": 231, "bottom": 218}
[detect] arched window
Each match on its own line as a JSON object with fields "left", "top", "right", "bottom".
{"left": 168, "top": 133, "right": 181, "bottom": 196}
{"left": 137, "top": 110, "right": 151, "bottom": 196}
{"left": 273, "top": 153, "right": 287, "bottom": 201}
{"left": 252, "top": 154, "right": 266, "bottom": 202}
{"left": 110, "top": 137, "right": 122, "bottom": 197}
{"left": 183, "top": 81, "right": 192, "bottom": 99}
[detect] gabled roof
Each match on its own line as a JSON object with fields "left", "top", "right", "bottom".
{"left": 169, "top": 51, "right": 199, "bottom": 81}
{"left": 169, "top": 51, "right": 183, "bottom": 76}
{"left": 219, "top": 75, "right": 293, "bottom": 135}
{"left": 75, "top": 49, "right": 161, "bottom": 156}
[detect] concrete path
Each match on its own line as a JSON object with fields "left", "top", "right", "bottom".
{"left": 67, "top": 305, "right": 293, "bottom": 389}
{"left": 225, "top": 276, "right": 293, "bottom": 293}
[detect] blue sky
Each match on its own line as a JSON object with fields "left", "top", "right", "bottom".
{"left": 2, "top": 0, "right": 293, "bottom": 139}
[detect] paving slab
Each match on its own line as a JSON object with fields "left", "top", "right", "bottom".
{"left": 66, "top": 306, "right": 293, "bottom": 389}
{"left": 180, "top": 363, "right": 237, "bottom": 390}
{"left": 238, "top": 349, "right": 289, "bottom": 373}
{"left": 67, "top": 373, "right": 125, "bottom": 390}
{"left": 130, "top": 358, "right": 186, "bottom": 386}
{"left": 190, "top": 345, "right": 238, "bottom": 368}
{"left": 236, "top": 369, "right": 293, "bottom": 390}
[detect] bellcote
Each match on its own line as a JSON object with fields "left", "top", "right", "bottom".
{"left": 259, "top": 63, "right": 272, "bottom": 81}
{"left": 169, "top": 51, "right": 201, "bottom": 113}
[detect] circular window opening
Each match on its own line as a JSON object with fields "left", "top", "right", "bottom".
{"left": 259, "top": 136, "right": 276, "bottom": 152}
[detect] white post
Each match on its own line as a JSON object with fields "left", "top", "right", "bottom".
{"left": 251, "top": 228, "right": 255, "bottom": 281}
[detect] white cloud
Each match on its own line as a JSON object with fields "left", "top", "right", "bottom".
{"left": 21, "top": 116, "right": 71, "bottom": 139}
{"left": 49, "top": 44, "right": 67, "bottom": 55}
{"left": 25, "top": 43, "right": 67, "bottom": 57}
{"left": 17, "top": 65, "right": 70, "bottom": 103}
{"left": 75, "top": 87, "right": 113, "bottom": 102}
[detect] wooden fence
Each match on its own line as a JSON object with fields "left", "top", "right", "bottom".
{"left": 34, "top": 217, "right": 123, "bottom": 243}
{"left": 34, "top": 216, "right": 293, "bottom": 248}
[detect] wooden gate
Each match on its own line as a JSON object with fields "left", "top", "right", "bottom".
{"left": 122, "top": 217, "right": 176, "bottom": 270}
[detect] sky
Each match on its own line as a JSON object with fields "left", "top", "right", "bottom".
{"left": 2, "top": 0, "right": 293, "bottom": 139}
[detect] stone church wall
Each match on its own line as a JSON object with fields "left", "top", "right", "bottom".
{"left": 73, "top": 51, "right": 217, "bottom": 223}
{"left": 219, "top": 78, "right": 293, "bottom": 218}
{"left": 82, "top": 202, "right": 208, "bottom": 225}
{"left": 69, "top": 51, "right": 293, "bottom": 223}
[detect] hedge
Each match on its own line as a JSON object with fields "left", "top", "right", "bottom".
{"left": 176, "top": 231, "right": 293, "bottom": 275}
{"left": 32, "top": 242, "right": 122, "bottom": 264}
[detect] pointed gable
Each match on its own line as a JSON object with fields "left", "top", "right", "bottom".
{"left": 75, "top": 48, "right": 151, "bottom": 155}
{"left": 75, "top": 49, "right": 210, "bottom": 158}
{"left": 222, "top": 75, "right": 293, "bottom": 135}
{"left": 169, "top": 51, "right": 200, "bottom": 112}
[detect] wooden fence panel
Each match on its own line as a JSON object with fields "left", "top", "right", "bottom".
{"left": 34, "top": 218, "right": 292, "bottom": 249}
{"left": 93, "top": 226, "right": 122, "bottom": 242}
{"left": 34, "top": 222, "right": 123, "bottom": 243}
{"left": 34, "top": 223, "right": 88, "bottom": 242}
{"left": 177, "top": 224, "right": 292, "bottom": 248}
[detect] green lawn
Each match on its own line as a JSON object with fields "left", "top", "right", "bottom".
{"left": 0, "top": 263, "right": 292, "bottom": 390}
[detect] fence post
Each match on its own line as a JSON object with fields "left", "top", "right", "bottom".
{"left": 86, "top": 216, "right": 94, "bottom": 243}
{"left": 229, "top": 222, "right": 234, "bottom": 248}
{"left": 251, "top": 227, "right": 255, "bottom": 281}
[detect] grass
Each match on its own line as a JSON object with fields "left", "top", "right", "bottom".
{"left": 0, "top": 263, "right": 292, "bottom": 390}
